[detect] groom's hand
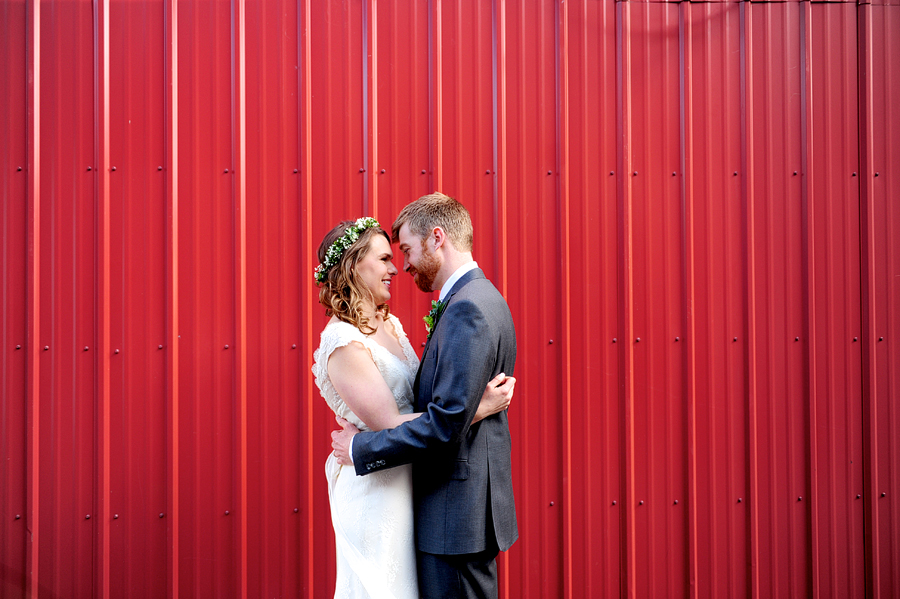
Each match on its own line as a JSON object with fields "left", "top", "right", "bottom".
{"left": 331, "top": 416, "right": 360, "bottom": 466}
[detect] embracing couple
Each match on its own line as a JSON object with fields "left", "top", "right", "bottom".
{"left": 311, "top": 192, "right": 518, "bottom": 598}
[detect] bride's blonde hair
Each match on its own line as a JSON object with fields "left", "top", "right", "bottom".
{"left": 316, "top": 220, "right": 391, "bottom": 334}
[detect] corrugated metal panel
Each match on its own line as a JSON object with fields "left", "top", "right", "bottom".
{"left": 1, "top": 2, "right": 28, "bottom": 596}
{"left": 805, "top": 5, "right": 865, "bottom": 597}
{"left": 2, "top": 1, "right": 899, "bottom": 598}
{"left": 860, "top": 4, "right": 900, "bottom": 597}
{"left": 559, "top": 3, "right": 621, "bottom": 599}
{"left": 622, "top": 4, "right": 688, "bottom": 597}
{"left": 683, "top": 4, "right": 748, "bottom": 597}
{"left": 501, "top": 1, "right": 564, "bottom": 596}
{"left": 745, "top": 5, "right": 811, "bottom": 597}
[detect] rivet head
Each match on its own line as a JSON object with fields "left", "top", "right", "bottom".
{"left": 635, "top": 337, "right": 641, "bottom": 343}
{"left": 291, "top": 344, "right": 297, "bottom": 349}
{"left": 293, "top": 508, "right": 299, "bottom": 513}
{"left": 856, "top": 494, "right": 861, "bottom": 499}
{"left": 224, "top": 169, "right": 229, "bottom": 173}
{"left": 421, "top": 170, "right": 426, "bottom": 174}
{"left": 793, "top": 171, "right": 798, "bottom": 176}
{"left": 111, "top": 166, "right": 117, "bottom": 171}
{"left": 798, "top": 497, "right": 803, "bottom": 501}
{"left": 879, "top": 337, "right": 884, "bottom": 342}
{"left": 547, "top": 170, "right": 552, "bottom": 175}
{"left": 549, "top": 501, "right": 554, "bottom": 506}
{"left": 87, "top": 166, "right": 93, "bottom": 171}
{"left": 293, "top": 169, "right": 298, "bottom": 174}
{"left": 882, "top": 492, "right": 887, "bottom": 497}
{"left": 639, "top": 500, "right": 644, "bottom": 505}
{"left": 158, "top": 345, "right": 163, "bottom": 349}
{"left": 795, "top": 337, "right": 800, "bottom": 342}
{"left": 609, "top": 171, "right": 614, "bottom": 176}
{"left": 15, "top": 514, "right": 21, "bottom": 519}
{"left": 15, "top": 345, "right": 21, "bottom": 350}
{"left": 612, "top": 338, "right": 617, "bottom": 343}
{"left": 224, "top": 344, "right": 229, "bottom": 349}
{"left": 380, "top": 169, "right": 385, "bottom": 174}
{"left": 18, "top": 166, "right": 23, "bottom": 171}
{"left": 633, "top": 171, "right": 638, "bottom": 176}
{"left": 738, "top": 498, "right": 742, "bottom": 503}
{"left": 84, "top": 346, "right": 89, "bottom": 351}
{"left": 672, "top": 172, "right": 676, "bottom": 176}
{"left": 674, "top": 500, "right": 679, "bottom": 505}
{"left": 733, "top": 171, "right": 738, "bottom": 176}
{"left": 486, "top": 170, "right": 491, "bottom": 175}
{"left": 548, "top": 339, "right": 554, "bottom": 344}
{"left": 85, "top": 515, "right": 91, "bottom": 519}
{"left": 852, "top": 172, "right": 857, "bottom": 177}
{"left": 675, "top": 337, "right": 680, "bottom": 342}
{"left": 853, "top": 337, "right": 858, "bottom": 342}
{"left": 875, "top": 172, "right": 880, "bottom": 177}
{"left": 158, "top": 166, "right": 163, "bottom": 171}
{"left": 114, "top": 349, "right": 120, "bottom": 354}
{"left": 43, "top": 346, "right": 49, "bottom": 351}
{"left": 359, "top": 168, "right": 364, "bottom": 173}
{"left": 421, "top": 342, "right": 426, "bottom": 347}
{"left": 612, "top": 500, "right": 617, "bottom": 505}
{"left": 114, "top": 514, "right": 119, "bottom": 519}
{"left": 225, "top": 510, "right": 230, "bottom": 515}
{"left": 733, "top": 337, "right": 738, "bottom": 342}
{"left": 159, "top": 513, "right": 165, "bottom": 518}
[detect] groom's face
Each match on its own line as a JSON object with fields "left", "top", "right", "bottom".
{"left": 397, "top": 223, "right": 441, "bottom": 293}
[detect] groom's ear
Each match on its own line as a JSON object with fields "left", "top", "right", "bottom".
{"left": 431, "top": 226, "right": 447, "bottom": 250}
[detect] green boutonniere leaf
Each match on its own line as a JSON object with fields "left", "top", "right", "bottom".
{"left": 424, "top": 299, "right": 447, "bottom": 339}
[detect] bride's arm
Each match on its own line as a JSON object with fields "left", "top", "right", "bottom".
{"left": 328, "top": 342, "right": 417, "bottom": 431}
{"left": 329, "top": 343, "right": 516, "bottom": 432}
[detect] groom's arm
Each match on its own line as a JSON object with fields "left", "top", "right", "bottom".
{"left": 350, "top": 299, "right": 498, "bottom": 475}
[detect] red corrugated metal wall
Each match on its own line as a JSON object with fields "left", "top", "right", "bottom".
{"left": 1, "top": 0, "right": 898, "bottom": 597}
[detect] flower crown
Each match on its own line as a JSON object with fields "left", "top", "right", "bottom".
{"left": 314, "top": 217, "right": 381, "bottom": 284}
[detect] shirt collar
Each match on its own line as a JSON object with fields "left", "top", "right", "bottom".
{"left": 439, "top": 261, "right": 478, "bottom": 303}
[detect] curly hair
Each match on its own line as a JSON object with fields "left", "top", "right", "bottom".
{"left": 316, "top": 220, "right": 391, "bottom": 334}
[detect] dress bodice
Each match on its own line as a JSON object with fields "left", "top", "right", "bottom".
{"left": 312, "top": 315, "right": 420, "bottom": 432}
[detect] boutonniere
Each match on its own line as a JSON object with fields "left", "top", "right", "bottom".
{"left": 423, "top": 299, "right": 447, "bottom": 339}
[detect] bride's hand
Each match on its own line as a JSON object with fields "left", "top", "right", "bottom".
{"left": 473, "top": 373, "right": 516, "bottom": 423}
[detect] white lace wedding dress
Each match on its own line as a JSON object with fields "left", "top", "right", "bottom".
{"left": 312, "top": 316, "right": 420, "bottom": 599}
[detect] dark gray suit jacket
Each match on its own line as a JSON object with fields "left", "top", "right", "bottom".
{"left": 352, "top": 268, "right": 518, "bottom": 555}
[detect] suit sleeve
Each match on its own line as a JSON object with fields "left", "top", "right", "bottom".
{"left": 351, "top": 298, "right": 496, "bottom": 475}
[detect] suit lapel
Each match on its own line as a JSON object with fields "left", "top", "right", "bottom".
{"left": 412, "top": 268, "right": 485, "bottom": 407}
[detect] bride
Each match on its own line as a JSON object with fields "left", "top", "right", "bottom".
{"left": 311, "top": 218, "right": 514, "bottom": 598}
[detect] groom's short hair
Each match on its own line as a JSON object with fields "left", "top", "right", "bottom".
{"left": 392, "top": 192, "right": 474, "bottom": 252}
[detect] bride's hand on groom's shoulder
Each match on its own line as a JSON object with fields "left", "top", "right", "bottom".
{"left": 332, "top": 416, "right": 360, "bottom": 465}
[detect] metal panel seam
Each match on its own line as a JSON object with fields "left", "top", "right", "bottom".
{"left": 93, "top": 1, "right": 113, "bottom": 596}
{"left": 740, "top": 4, "right": 762, "bottom": 598}
{"left": 555, "top": 1, "right": 574, "bottom": 597}
{"left": 679, "top": 5, "right": 701, "bottom": 599}
{"left": 231, "top": 0, "right": 249, "bottom": 596}
{"left": 24, "top": 1, "right": 41, "bottom": 595}
{"left": 616, "top": 3, "right": 637, "bottom": 597}
{"left": 856, "top": 6, "right": 881, "bottom": 597}
{"left": 299, "top": 0, "right": 316, "bottom": 589}
{"left": 799, "top": 5, "right": 820, "bottom": 596}
{"left": 164, "top": 0, "right": 181, "bottom": 594}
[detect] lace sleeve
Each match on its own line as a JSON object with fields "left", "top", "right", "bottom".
{"left": 312, "top": 322, "right": 371, "bottom": 427}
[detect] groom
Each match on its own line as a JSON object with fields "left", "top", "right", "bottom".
{"left": 331, "top": 192, "right": 518, "bottom": 599}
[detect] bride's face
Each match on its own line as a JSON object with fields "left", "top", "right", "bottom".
{"left": 355, "top": 234, "right": 398, "bottom": 306}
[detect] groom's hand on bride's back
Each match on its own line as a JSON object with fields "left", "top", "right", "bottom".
{"left": 332, "top": 416, "right": 359, "bottom": 465}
